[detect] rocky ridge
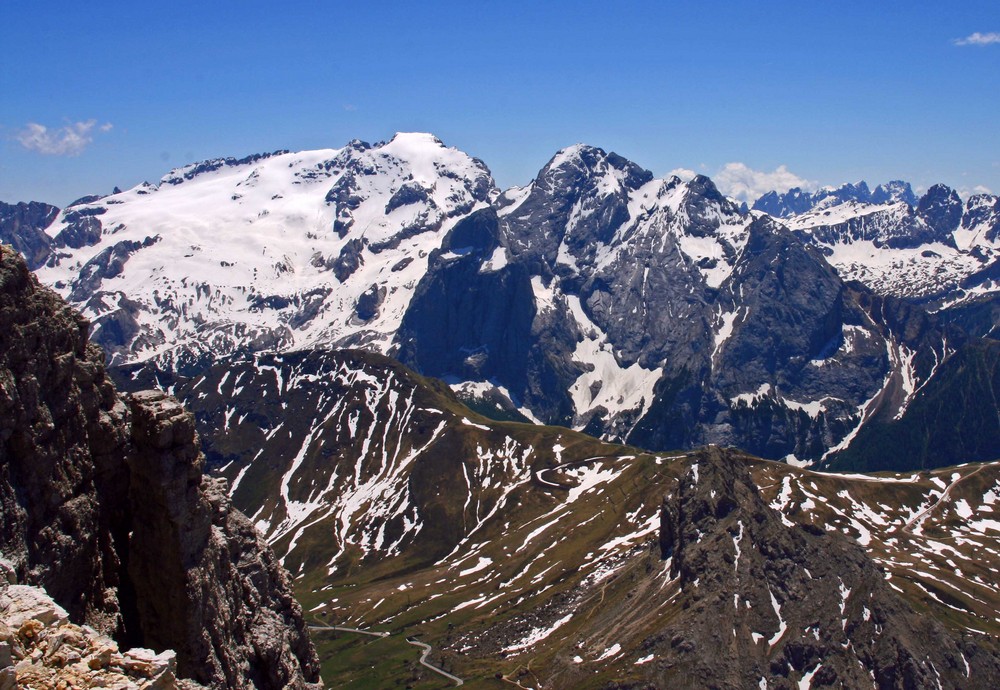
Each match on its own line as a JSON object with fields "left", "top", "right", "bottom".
{"left": 0, "top": 245, "right": 321, "bottom": 689}
{"left": 753, "top": 180, "right": 918, "bottom": 218}
{"left": 772, "top": 183, "right": 1000, "bottom": 304}
{"left": 641, "top": 448, "right": 998, "bottom": 688}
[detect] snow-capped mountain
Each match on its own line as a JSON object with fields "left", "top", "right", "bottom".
{"left": 36, "top": 133, "right": 495, "bottom": 368}
{"left": 756, "top": 182, "right": 1000, "bottom": 308}
{"left": 396, "top": 145, "right": 963, "bottom": 464}
{"left": 8, "top": 134, "right": 998, "bottom": 466}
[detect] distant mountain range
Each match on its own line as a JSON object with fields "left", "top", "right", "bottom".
{"left": 3, "top": 133, "right": 1000, "bottom": 471}
{"left": 753, "top": 180, "right": 919, "bottom": 218}
{"left": 6, "top": 135, "right": 1000, "bottom": 687}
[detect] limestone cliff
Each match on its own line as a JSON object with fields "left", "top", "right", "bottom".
{"left": 127, "top": 390, "right": 321, "bottom": 688}
{"left": 0, "top": 245, "right": 321, "bottom": 689}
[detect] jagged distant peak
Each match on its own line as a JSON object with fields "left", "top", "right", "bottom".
{"left": 539, "top": 143, "right": 653, "bottom": 191}
{"left": 916, "top": 183, "right": 963, "bottom": 236}
{"left": 872, "top": 179, "right": 917, "bottom": 206}
{"left": 753, "top": 179, "right": 917, "bottom": 218}
{"left": 918, "top": 182, "right": 961, "bottom": 206}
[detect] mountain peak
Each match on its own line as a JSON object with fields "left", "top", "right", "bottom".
{"left": 539, "top": 144, "right": 653, "bottom": 193}
{"left": 916, "top": 183, "right": 963, "bottom": 236}
{"left": 545, "top": 143, "right": 607, "bottom": 171}
{"left": 872, "top": 179, "right": 917, "bottom": 206}
{"left": 386, "top": 131, "right": 446, "bottom": 148}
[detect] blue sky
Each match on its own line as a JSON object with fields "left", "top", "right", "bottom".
{"left": 2, "top": 1, "right": 998, "bottom": 206}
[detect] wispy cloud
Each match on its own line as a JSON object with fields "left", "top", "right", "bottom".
{"left": 15, "top": 119, "right": 112, "bottom": 156}
{"left": 713, "top": 162, "right": 815, "bottom": 203}
{"left": 666, "top": 167, "right": 696, "bottom": 182}
{"left": 954, "top": 32, "right": 1000, "bottom": 46}
{"left": 958, "top": 184, "right": 994, "bottom": 198}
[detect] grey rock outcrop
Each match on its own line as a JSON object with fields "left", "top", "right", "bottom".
{"left": 0, "top": 581, "right": 203, "bottom": 690}
{"left": 646, "top": 448, "right": 1000, "bottom": 688}
{"left": 127, "top": 390, "right": 321, "bottom": 689}
{"left": 0, "top": 201, "right": 57, "bottom": 270}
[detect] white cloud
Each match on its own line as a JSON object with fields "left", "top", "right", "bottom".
{"left": 712, "top": 162, "right": 815, "bottom": 203}
{"left": 954, "top": 32, "right": 1000, "bottom": 46}
{"left": 666, "top": 167, "right": 696, "bottom": 182}
{"left": 15, "top": 119, "right": 112, "bottom": 156}
{"left": 958, "top": 184, "right": 994, "bottom": 198}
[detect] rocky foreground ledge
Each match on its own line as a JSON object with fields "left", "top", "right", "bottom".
{"left": 0, "top": 244, "right": 321, "bottom": 688}
{"left": 0, "top": 566, "right": 204, "bottom": 690}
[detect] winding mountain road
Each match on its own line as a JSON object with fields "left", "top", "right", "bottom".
{"left": 902, "top": 465, "right": 986, "bottom": 535}
{"left": 406, "top": 637, "right": 465, "bottom": 686}
{"left": 308, "top": 623, "right": 389, "bottom": 638}
{"left": 309, "top": 622, "right": 463, "bottom": 686}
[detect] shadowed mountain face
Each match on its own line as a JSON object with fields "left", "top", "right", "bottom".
{"left": 0, "top": 201, "right": 58, "bottom": 270}
{"left": 827, "top": 339, "right": 1000, "bottom": 471}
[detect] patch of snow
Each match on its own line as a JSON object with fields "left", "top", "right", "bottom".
{"left": 502, "top": 613, "right": 575, "bottom": 653}
{"left": 596, "top": 643, "right": 622, "bottom": 661}
{"left": 798, "top": 664, "right": 821, "bottom": 690}
{"left": 768, "top": 588, "right": 787, "bottom": 648}
{"left": 458, "top": 556, "right": 493, "bottom": 577}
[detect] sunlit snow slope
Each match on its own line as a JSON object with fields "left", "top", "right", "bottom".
{"left": 37, "top": 133, "right": 494, "bottom": 368}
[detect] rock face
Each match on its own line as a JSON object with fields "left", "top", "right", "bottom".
{"left": 0, "top": 243, "right": 129, "bottom": 635}
{"left": 0, "top": 201, "right": 58, "bottom": 270}
{"left": 646, "top": 448, "right": 1000, "bottom": 689}
{"left": 395, "top": 208, "right": 575, "bottom": 420}
{"left": 127, "top": 390, "right": 321, "bottom": 689}
{"left": 0, "top": 245, "right": 321, "bottom": 689}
